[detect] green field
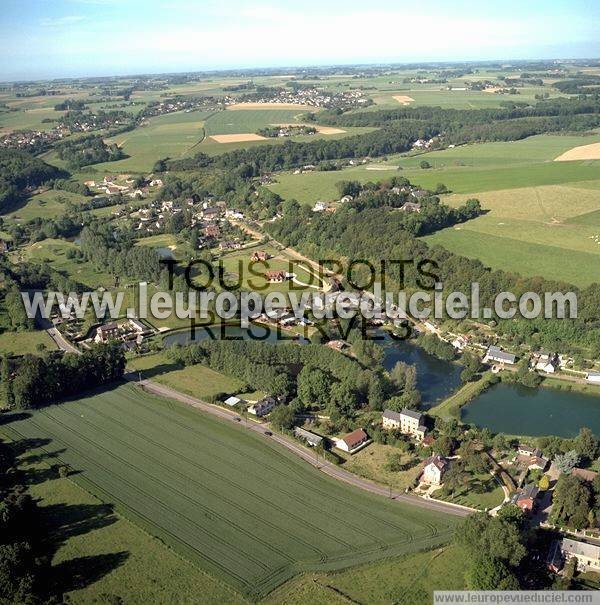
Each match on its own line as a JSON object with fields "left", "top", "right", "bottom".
{"left": 423, "top": 182, "right": 600, "bottom": 286}
{"left": 2, "top": 188, "right": 86, "bottom": 221}
{"left": 267, "top": 134, "right": 600, "bottom": 204}
{"left": 0, "top": 329, "right": 55, "bottom": 356}
{"left": 266, "top": 134, "right": 600, "bottom": 286}
{"left": 89, "top": 110, "right": 214, "bottom": 173}
{"left": 204, "top": 108, "right": 310, "bottom": 135}
{"left": 19, "top": 238, "right": 115, "bottom": 289}
{"left": 127, "top": 352, "right": 264, "bottom": 402}
{"left": 264, "top": 544, "right": 468, "bottom": 605}
{"left": 1, "top": 384, "right": 457, "bottom": 599}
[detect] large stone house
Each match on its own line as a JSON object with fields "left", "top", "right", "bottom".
{"left": 382, "top": 409, "right": 427, "bottom": 441}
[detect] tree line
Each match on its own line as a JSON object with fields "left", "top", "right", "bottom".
{"left": 0, "top": 342, "right": 125, "bottom": 410}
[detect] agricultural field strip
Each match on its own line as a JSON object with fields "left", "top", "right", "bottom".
{"left": 85, "top": 389, "right": 436, "bottom": 545}
{"left": 3, "top": 386, "right": 453, "bottom": 594}
{"left": 29, "top": 394, "right": 446, "bottom": 588}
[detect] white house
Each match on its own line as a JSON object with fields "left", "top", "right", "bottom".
{"left": 248, "top": 397, "right": 276, "bottom": 417}
{"left": 485, "top": 345, "right": 517, "bottom": 365}
{"left": 586, "top": 371, "right": 600, "bottom": 384}
{"left": 421, "top": 455, "right": 448, "bottom": 485}
{"left": 335, "top": 428, "right": 369, "bottom": 454}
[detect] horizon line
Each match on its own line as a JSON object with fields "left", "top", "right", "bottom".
{"left": 2, "top": 56, "right": 600, "bottom": 85}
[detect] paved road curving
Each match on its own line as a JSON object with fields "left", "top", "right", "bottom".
{"left": 124, "top": 372, "right": 472, "bottom": 519}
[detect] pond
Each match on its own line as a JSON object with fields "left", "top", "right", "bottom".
{"left": 377, "top": 331, "right": 462, "bottom": 408}
{"left": 163, "top": 323, "right": 310, "bottom": 347}
{"left": 462, "top": 382, "right": 600, "bottom": 438}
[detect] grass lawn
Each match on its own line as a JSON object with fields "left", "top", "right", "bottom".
{"left": 0, "top": 384, "right": 458, "bottom": 599}
{"left": 264, "top": 543, "right": 469, "bottom": 605}
{"left": 217, "top": 244, "right": 323, "bottom": 294}
{"left": 423, "top": 181, "right": 600, "bottom": 286}
{"left": 432, "top": 474, "right": 505, "bottom": 511}
{"left": 342, "top": 442, "right": 422, "bottom": 492}
{"left": 6, "top": 435, "right": 247, "bottom": 604}
{"left": 0, "top": 329, "right": 56, "bottom": 356}
{"left": 126, "top": 352, "right": 264, "bottom": 401}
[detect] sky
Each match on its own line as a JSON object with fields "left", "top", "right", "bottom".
{"left": 2, "top": 0, "right": 599, "bottom": 81}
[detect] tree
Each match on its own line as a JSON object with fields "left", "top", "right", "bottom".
{"left": 554, "top": 450, "right": 580, "bottom": 475}
{"left": 551, "top": 474, "right": 591, "bottom": 529}
{"left": 436, "top": 435, "right": 455, "bottom": 457}
{"left": 574, "top": 427, "right": 599, "bottom": 463}
{"left": 460, "top": 353, "right": 481, "bottom": 383}
{"left": 443, "top": 461, "right": 469, "bottom": 494}
{"left": 269, "top": 405, "right": 295, "bottom": 430}
{"left": 297, "top": 366, "right": 330, "bottom": 408}
{"left": 467, "top": 555, "right": 520, "bottom": 590}
{"left": 538, "top": 475, "right": 550, "bottom": 491}
{"left": 419, "top": 160, "right": 431, "bottom": 169}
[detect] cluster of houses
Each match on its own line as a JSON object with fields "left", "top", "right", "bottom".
{"left": 310, "top": 184, "right": 426, "bottom": 214}
{"left": 143, "top": 96, "right": 217, "bottom": 118}
{"left": 412, "top": 138, "right": 435, "bottom": 150}
{"left": 93, "top": 317, "right": 154, "bottom": 351}
{"left": 0, "top": 128, "right": 64, "bottom": 152}
{"left": 84, "top": 174, "right": 163, "bottom": 201}
{"left": 226, "top": 87, "right": 370, "bottom": 109}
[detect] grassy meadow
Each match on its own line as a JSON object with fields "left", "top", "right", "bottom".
{"left": 267, "top": 134, "right": 600, "bottom": 286}
{"left": 264, "top": 544, "right": 469, "bottom": 605}
{"left": 1, "top": 384, "right": 458, "bottom": 599}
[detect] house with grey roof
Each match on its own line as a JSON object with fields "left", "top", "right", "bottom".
{"left": 561, "top": 538, "right": 600, "bottom": 572}
{"left": 294, "top": 427, "right": 324, "bottom": 447}
{"left": 382, "top": 408, "right": 427, "bottom": 441}
{"left": 485, "top": 345, "right": 517, "bottom": 365}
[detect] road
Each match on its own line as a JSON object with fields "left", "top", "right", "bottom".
{"left": 124, "top": 372, "right": 472, "bottom": 519}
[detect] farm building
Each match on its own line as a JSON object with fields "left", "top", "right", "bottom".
{"left": 224, "top": 396, "right": 244, "bottom": 407}
{"left": 336, "top": 428, "right": 369, "bottom": 454}
{"left": 294, "top": 427, "right": 324, "bottom": 447}
{"left": 485, "top": 345, "right": 517, "bottom": 365}
{"left": 250, "top": 250, "right": 270, "bottom": 262}
{"left": 515, "top": 445, "right": 548, "bottom": 471}
{"left": 265, "top": 270, "right": 290, "bottom": 283}
{"left": 585, "top": 371, "right": 600, "bottom": 384}
{"left": 94, "top": 322, "right": 120, "bottom": 343}
{"left": 128, "top": 318, "right": 152, "bottom": 335}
